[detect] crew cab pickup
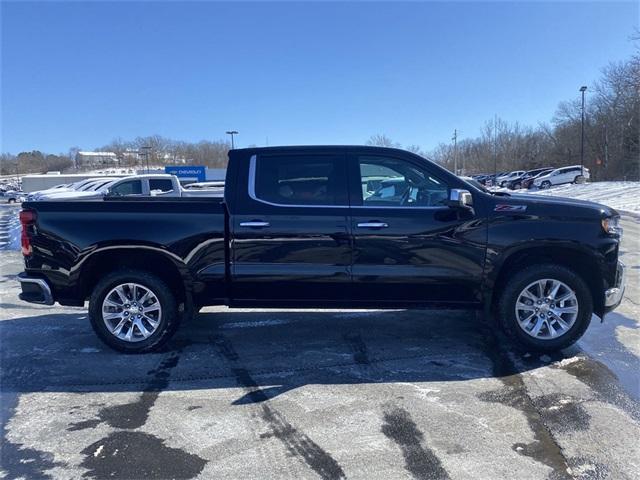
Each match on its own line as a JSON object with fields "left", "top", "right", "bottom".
{"left": 33, "top": 174, "right": 223, "bottom": 201}
{"left": 17, "top": 146, "right": 626, "bottom": 353}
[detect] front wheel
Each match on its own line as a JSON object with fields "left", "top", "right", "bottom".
{"left": 89, "top": 270, "right": 180, "bottom": 353}
{"left": 497, "top": 264, "right": 592, "bottom": 352}
{"left": 540, "top": 180, "right": 551, "bottom": 189}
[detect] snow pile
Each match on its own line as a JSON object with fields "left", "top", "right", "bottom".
{"left": 526, "top": 182, "right": 640, "bottom": 214}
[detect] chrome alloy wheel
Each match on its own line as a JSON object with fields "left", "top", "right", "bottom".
{"left": 515, "top": 279, "right": 579, "bottom": 340}
{"left": 101, "top": 283, "right": 162, "bottom": 342}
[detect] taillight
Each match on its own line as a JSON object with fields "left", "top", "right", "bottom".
{"left": 19, "top": 209, "right": 36, "bottom": 256}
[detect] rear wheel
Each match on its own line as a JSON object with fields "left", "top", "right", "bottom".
{"left": 497, "top": 264, "right": 592, "bottom": 352}
{"left": 89, "top": 270, "right": 180, "bottom": 353}
{"left": 512, "top": 182, "right": 522, "bottom": 190}
{"left": 8, "top": 199, "right": 15, "bottom": 204}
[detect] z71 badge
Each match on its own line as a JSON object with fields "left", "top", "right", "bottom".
{"left": 494, "top": 204, "right": 527, "bottom": 212}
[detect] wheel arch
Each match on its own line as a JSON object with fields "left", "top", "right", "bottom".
{"left": 74, "top": 246, "right": 192, "bottom": 307}
{"left": 488, "top": 244, "right": 606, "bottom": 318}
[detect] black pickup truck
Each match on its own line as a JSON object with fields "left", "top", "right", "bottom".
{"left": 18, "top": 146, "right": 626, "bottom": 353}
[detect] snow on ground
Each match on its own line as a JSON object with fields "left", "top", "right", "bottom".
{"left": 527, "top": 181, "right": 640, "bottom": 214}
{"left": 490, "top": 181, "right": 640, "bottom": 215}
{"left": 0, "top": 205, "right": 20, "bottom": 251}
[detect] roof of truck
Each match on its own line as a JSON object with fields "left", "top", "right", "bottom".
{"left": 232, "top": 145, "right": 423, "bottom": 156}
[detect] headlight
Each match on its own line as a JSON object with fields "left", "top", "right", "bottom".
{"left": 602, "top": 216, "right": 622, "bottom": 236}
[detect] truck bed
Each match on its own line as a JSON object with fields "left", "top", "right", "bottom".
{"left": 22, "top": 198, "right": 227, "bottom": 305}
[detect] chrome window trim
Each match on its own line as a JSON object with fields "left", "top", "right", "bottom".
{"left": 350, "top": 205, "right": 446, "bottom": 210}
{"left": 248, "top": 154, "right": 452, "bottom": 210}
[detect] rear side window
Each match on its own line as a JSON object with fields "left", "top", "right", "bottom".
{"left": 253, "top": 155, "right": 347, "bottom": 206}
{"left": 110, "top": 180, "right": 142, "bottom": 196}
{"left": 149, "top": 179, "right": 174, "bottom": 193}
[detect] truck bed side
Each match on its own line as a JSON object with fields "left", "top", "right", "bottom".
{"left": 22, "top": 197, "right": 227, "bottom": 306}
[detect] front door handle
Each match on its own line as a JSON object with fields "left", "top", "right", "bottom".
{"left": 239, "top": 221, "right": 271, "bottom": 228}
{"left": 357, "top": 222, "right": 389, "bottom": 229}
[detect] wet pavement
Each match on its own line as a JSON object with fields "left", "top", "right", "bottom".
{"left": 0, "top": 213, "right": 638, "bottom": 479}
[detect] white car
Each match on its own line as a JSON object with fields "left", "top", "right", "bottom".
{"left": 533, "top": 165, "right": 590, "bottom": 189}
{"left": 495, "top": 170, "right": 526, "bottom": 187}
{"left": 0, "top": 190, "right": 25, "bottom": 203}
{"left": 101, "top": 175, "right": 223, "bottom": 198}
{"left": 41, "top": 179, "right": 120, "bottom": 200}
{"left": 29, "top": 178, "right": 119, "bottom": 201}
{"left": 35, "top": 175, "right": 225, "bottom": 201}
{"left": 39, "top": 176, "right": 170, "bottom": 201}
{"left": 183, "top": 181, "right": 225, "bottom": 190}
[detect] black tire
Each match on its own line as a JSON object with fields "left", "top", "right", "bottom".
{"left": 8, "top": 199, "right": 15, "bottom": 204}
{"left": 541, "top": 180, "right": 551, "bottom": 189}
{"left": 497, "top": 264, "right": 592, "bottom": 352}
{"left": 512, "top": 182, "right": 521, "bottom": 190}
{"left": 89, "top": 269, "right": 180, "bottom": 353}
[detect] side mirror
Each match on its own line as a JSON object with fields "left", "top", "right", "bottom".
{"left": 447, "top": 189, "right": 473, "bottom": 209}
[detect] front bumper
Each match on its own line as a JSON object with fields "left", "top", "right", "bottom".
{"left": 604, "top": 261, "right": 626, "bottom": 311}
{"left": 18, "top": 273, "right": 54, "bottom": 305}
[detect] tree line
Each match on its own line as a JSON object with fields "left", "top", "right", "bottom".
{"left": 97, "top": 136, "right": 231, "bottom": 169}
{"left": 2, "top": 48, "right": 638, "bottom": 181}
{"left": 370, "top": 49, "right": 639, "bottom": 181}
{"left": 0, "top": 137, "right": 232, "bottom": 176}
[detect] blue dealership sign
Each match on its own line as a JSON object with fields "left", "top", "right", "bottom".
{"left": 165, "top": 165, "right": 206, "bottom": 182}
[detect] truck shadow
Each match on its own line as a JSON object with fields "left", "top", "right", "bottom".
{"left": 1, "top": 308, "right": 586, "bottom": 399}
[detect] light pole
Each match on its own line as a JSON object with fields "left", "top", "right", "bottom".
{"left": 452, "top": 129, "right": 458, "bottom": 175}
{"left": 140, "top": 145, "right": 152, "bottom": 173}
{"left": 226, "top": 130, "right": 238, "bottom": 149}
{"left": 580, "top": 86, "right": 587, "bottom": 174}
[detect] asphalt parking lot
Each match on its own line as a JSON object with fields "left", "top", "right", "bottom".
{"left": 1, "top": 208, "right": 638, "bottom": 480}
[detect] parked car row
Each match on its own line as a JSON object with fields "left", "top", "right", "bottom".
{"left": 0, "top": 190, "right": 25, "bottom": 204}
{"left": 472, "top": 165, "right": 590, "bottom": 190}
{"left": 1, "top": 179, "right": 22, "bottom": 192}
{"left": 27, "top": 174, "right": 225, "bottom": 201}
{"left": 0, "top": 180, "right": 25, "bottom": 203}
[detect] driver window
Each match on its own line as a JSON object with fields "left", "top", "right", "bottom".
{"left": 358, "top": 156, "right": 448, "bottom": 207}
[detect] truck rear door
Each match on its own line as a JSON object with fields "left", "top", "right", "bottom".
{"left": 230, "top": 149, "right": 352, "bottom": 304}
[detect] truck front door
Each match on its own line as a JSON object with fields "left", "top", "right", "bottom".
{"left": 348, "top": 152, "right": 486, "bottom": 305}
{"left": 231, "top": 150, "right": 352, "bottom": 304}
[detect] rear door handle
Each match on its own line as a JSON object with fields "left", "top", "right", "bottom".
{"left": 239, "top": 221, "right": 270, "bottom": 228}
{"left": 357, "top": 222, "right": 389, "bottom": 229}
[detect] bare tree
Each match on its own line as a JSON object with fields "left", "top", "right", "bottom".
{"left": 366, "top": 134, "right": 400, "bottom": 148}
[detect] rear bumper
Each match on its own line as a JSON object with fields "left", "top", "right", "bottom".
{"left": 18, "top": 273, "right": 54, "bottom": 305}
{"left": 604, "top": 261, "right": 626, "bottom": 312}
